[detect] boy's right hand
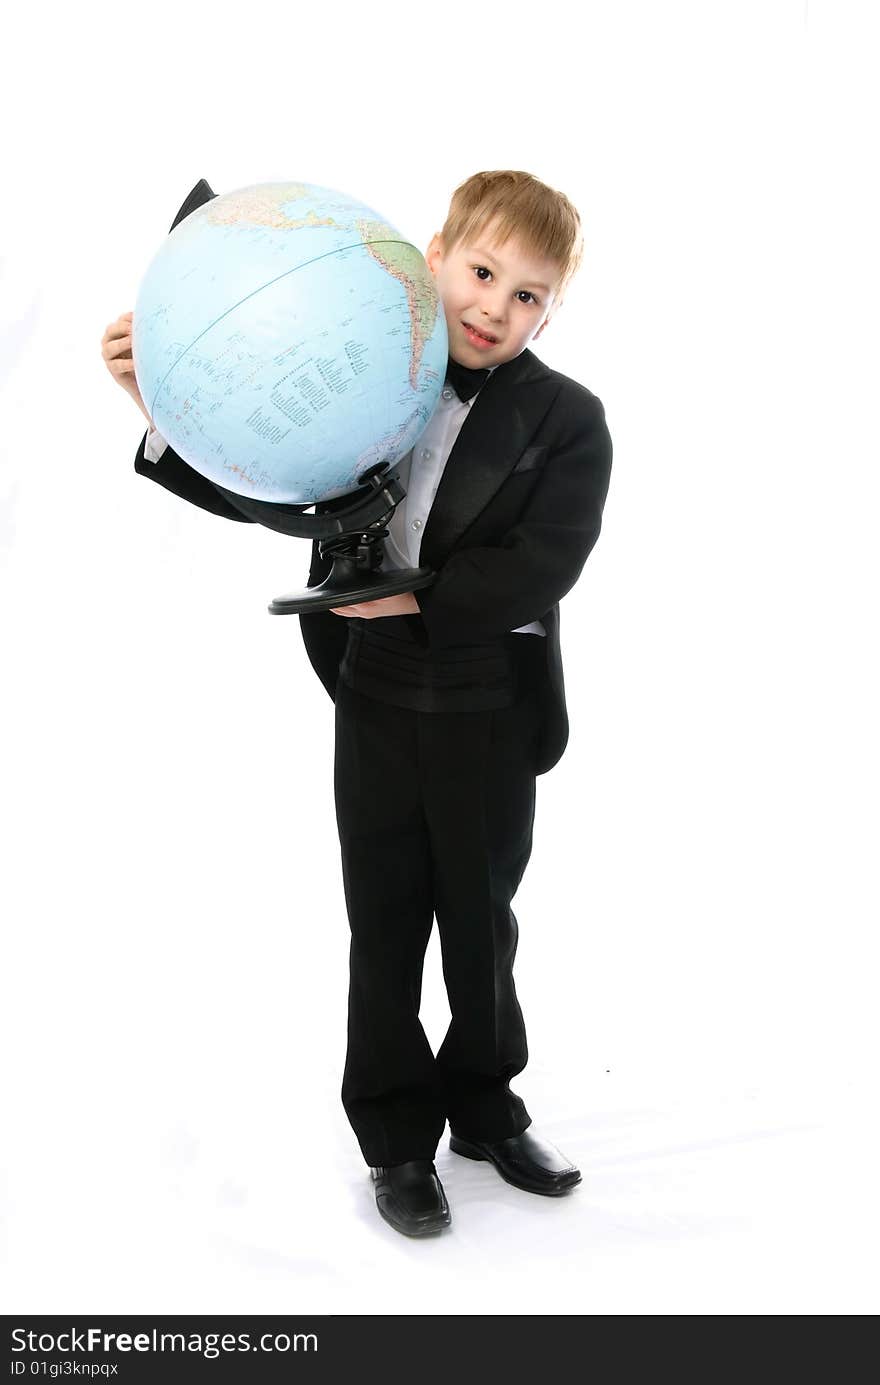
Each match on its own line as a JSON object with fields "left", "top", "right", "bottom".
{"left": 101, "top": 310, "right": 153, "bottom": 426}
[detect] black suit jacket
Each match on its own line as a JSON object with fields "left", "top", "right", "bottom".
{"left": 133, "top": 180, "right": 614, "bottom": 775}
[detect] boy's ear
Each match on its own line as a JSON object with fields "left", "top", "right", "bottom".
{"left": 425, "top": 232, "right": 444, "bottom": 273}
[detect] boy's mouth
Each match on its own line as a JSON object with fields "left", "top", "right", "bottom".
{"left": 462, "top": 322, "right": 498, "bottom": 345}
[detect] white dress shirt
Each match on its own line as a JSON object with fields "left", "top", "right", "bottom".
{"left": 142, "top": 371, "right": 546, "bottom": 637}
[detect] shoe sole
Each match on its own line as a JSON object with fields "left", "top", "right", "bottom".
{"left": 449, "top": 1135, "right": 582, "bottom": 1196}
{"left": 376, "top": 1205, "right": 452, "bottom": 1237}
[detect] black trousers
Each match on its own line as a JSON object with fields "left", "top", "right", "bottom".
{"left": 332, "top": 633, "right": 546, "bottom": 1167}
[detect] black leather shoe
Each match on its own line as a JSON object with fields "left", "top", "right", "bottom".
{"left": 449, "top": 1128, "right": 582, "bottom": 1196}
{"left": 370, "top": 1159, "right": 451, "bottom": 1236}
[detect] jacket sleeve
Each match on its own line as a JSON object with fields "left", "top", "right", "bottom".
{"left": 134, "top": 428, "right": 255, "bottom": 523}
{"left": 415, "top": 393, "right": 613, "bottom": 648}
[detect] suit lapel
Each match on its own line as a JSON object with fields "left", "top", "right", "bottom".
{"left": 419, "top": 347, "right": 559, "bottom": 570}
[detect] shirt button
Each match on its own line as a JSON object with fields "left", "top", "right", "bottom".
{"left": 442, "top": 387, "right": 454, "bottom": 400}
{"left": 420, "top": 448, "right": 432, "bottom": 460}
{"left": 411, "top": 518, "right": 422, "bottom": 531}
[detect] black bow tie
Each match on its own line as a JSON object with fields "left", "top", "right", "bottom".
{"left": 445, "top": 354, "right": 491, "bottom": 403}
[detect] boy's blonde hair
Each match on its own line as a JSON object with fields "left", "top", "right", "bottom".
{"left": 438, "top": 170, "right": 585, "bottom": 309}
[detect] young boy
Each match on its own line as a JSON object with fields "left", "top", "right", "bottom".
{"left": 102, "top": 170, "right": 613, "bottom": 1239}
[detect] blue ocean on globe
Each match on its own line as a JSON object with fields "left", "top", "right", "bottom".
{"left": 132, "top": 182, "right": 449, "bottom": 504}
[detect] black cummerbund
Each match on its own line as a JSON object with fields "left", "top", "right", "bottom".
{"left": 338, "top": 615, "right": 545, "bottom": 714}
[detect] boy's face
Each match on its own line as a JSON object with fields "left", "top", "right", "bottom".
{"left": 425, "top": 218, "right": 562, "bottom": 368}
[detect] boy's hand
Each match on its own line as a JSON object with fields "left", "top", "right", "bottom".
{"left": 329, "top": 592, "right": 421, "bottom": 618}
{"left": 101, "top": 310, "right": 153, "bottom": 426}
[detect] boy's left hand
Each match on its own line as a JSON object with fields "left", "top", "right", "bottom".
{"left": 329, "top": 592, "right": 421, "bottom": 618}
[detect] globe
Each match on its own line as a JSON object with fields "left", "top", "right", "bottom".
{"left": 132, "top": 181, "right": 449, "bottom": 505}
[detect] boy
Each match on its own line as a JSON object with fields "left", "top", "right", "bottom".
{"left": 102, "top": 170, "right": 613, "bottom": 1239}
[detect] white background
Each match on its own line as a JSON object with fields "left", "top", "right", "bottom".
{"left": 2, "top": 0, "right": 877, "bottom": 1314}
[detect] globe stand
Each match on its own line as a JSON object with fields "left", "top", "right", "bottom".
{"left": 265, "top": 461, "right": 436, "bottom": 616}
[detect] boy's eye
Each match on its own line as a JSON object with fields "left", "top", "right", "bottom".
{"left": 472, "top": 265, "right": 538, "bottom": 305}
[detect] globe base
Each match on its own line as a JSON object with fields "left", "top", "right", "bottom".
{"left": 268, "top": 561, "right": 436, "bottom": 615}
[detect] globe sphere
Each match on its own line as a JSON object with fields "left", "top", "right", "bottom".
{"left": 132, "top": 181, "right": 449, "bottom": 504}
